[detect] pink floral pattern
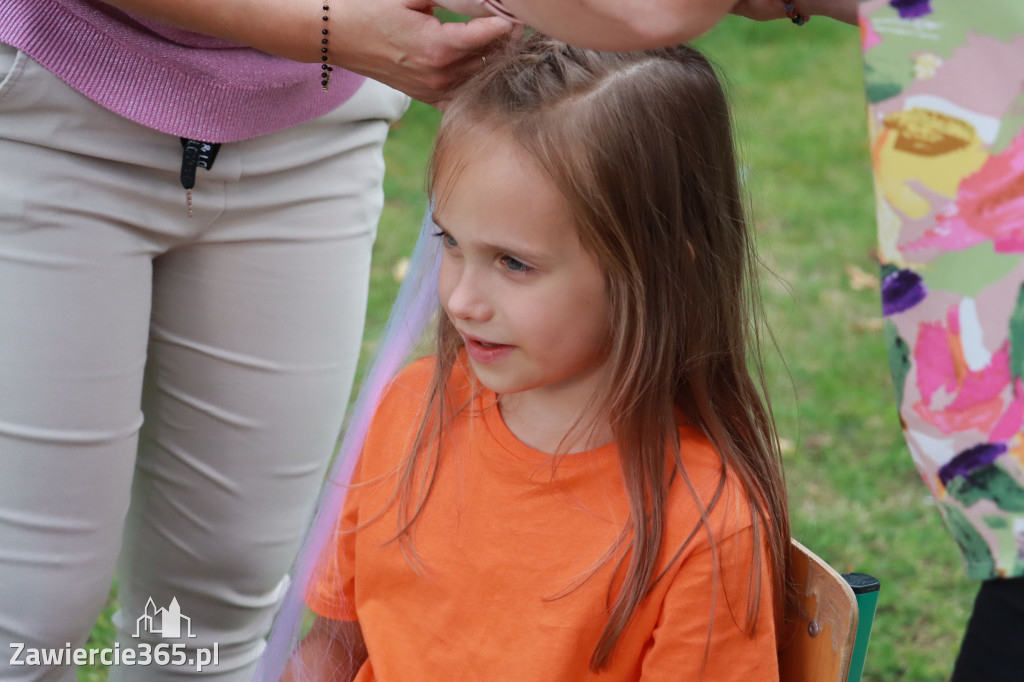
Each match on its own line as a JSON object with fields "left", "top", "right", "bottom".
{"left": 907, "top": 133, "right": 1024, "bottom": 253}
{"left": 863, "top": 0, "right": 1024, "bottom": 579}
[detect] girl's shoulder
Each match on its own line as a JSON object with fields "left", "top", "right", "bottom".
{"left": 379, "top": 354, "right": 475, "bottom": 404}
{"left": 370, "top": 354, "right": 477, "bottom": 433}
{"left": 366, "top": 357, "right": 435, "bottom": 437}
{"left": 668, "top": 423, "right": 761, "bottom": 546}
{"left": 386, "top": 355, "right": 436, "bottom": 395}
{"left": 674, "top": 421, "right": 729, "bottom": 484}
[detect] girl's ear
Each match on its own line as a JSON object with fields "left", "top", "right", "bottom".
{"left": 686, "top": 240, "right": 696, "bottom": 262}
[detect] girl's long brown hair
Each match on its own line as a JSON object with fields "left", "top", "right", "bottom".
{"left": 394, "top": 36, "right": 790, "bottom": 671}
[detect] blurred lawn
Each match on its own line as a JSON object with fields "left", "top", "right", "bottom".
{"left": 82, "top": 14, "right": 975, "bottom": 682}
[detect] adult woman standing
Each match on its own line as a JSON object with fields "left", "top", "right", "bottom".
{"left": 0, "top": 1, "right": 510, "bottom": 680}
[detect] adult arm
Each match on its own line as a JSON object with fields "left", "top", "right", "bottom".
{"left": 732, "top": 0, "right": 858, "bottom": 27}
{"left": 280, "top": 618, "right": 367, "bottom": 682}
{"left": 99, "top": 0, "right": 514, "bottom": 104}
{"left": 436, "top": 0, "right": 859, "bottom": 51}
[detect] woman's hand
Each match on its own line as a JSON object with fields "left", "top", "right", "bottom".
{"left": 729, "top": 0, "right": 789, "bottom": 22}
{"left": 430, "top": 0, "right": 494, "bottom": 18}
{"left": 731, "top": 0, "right": 859, "bottom": 25}
{"left": 99, "top": 0, "right": 514, "bottom": 104}
{"left": 328, "top": 0, "right": 513, "bottom": 105}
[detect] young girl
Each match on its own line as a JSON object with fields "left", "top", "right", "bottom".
{"left": 273, "top": 35, "right": 790, "bottom": 682}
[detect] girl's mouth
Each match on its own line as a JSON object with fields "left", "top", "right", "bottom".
{"left": 461, "top": 334, "right": 514, "bottom": 364}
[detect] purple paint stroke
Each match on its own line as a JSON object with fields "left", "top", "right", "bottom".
{"left": 938, "top": 442, "right": 1008, "bottom": 486}
{"left": 889, "top": 0, "right": 932, "bottom": 19}
{"left": 254, "top": 209, "right": 442, "bottom": 682}
{"left": 882, "top": 268, "right": 927, "bottom": 316}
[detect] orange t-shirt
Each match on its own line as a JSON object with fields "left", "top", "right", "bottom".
{"left": 308, "top": 357, "right": 778, "bottom": 681}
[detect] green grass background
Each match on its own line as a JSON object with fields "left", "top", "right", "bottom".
{"left": 80, "top": 14, "right": 976, "bottom": 682}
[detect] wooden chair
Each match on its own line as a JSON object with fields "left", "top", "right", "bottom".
{"left": 778, "top": 540, "right": 880, "bottom": 682}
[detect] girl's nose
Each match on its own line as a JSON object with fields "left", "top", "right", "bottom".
{"left": 443, "top": 268, "right": 492, "bottom": 322}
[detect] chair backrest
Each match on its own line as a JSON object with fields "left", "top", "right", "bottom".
{"left": 778, "top": 539, "right": 859, "bottom": 682}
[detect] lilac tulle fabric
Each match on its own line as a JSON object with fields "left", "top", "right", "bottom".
{"left": 253, "top": 210, "right": 441, "bottom": 681}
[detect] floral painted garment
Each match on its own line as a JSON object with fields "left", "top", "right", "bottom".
{"left": 861, "top": 0, "right": 1024, "bottom": 579}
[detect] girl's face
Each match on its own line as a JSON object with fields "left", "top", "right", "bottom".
{"left": 434, "top": 132, "right": 612, "bottom": 417}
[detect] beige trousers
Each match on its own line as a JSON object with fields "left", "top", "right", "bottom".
{"left": 0, "top": 43, "right": 408, "bottom": 681}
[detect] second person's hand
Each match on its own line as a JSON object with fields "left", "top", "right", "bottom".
{"left": 96, "top": 0, "right": 515, "bottom": 106}
{"left": 731, "top": 0, "right": 858, "bottom": 25}
{"left": 330, "top": 0, "right": 514, "bottom": 105}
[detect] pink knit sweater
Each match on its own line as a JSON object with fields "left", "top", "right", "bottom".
{"left": 0, "top": 0, "right": 366, "bottom": 142}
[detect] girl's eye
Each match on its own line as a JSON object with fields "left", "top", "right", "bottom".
{"left": 433, "top": 229, "right": 458, "bottom": 249}
{"left": 500, "top": 255, "right": 533, "bottom": 274}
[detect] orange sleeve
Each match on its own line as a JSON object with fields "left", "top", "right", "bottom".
{"left": 640, "top": 524, "right": 778, "bottom": 681}
{"left": 305, "top": 454, "right": 364, "bottom": 622}
{"left": 301, "top": 358, "right": 434, "bottom": 618}
{"left": 303, "top": 357, "right": 434, "bottom": 622}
